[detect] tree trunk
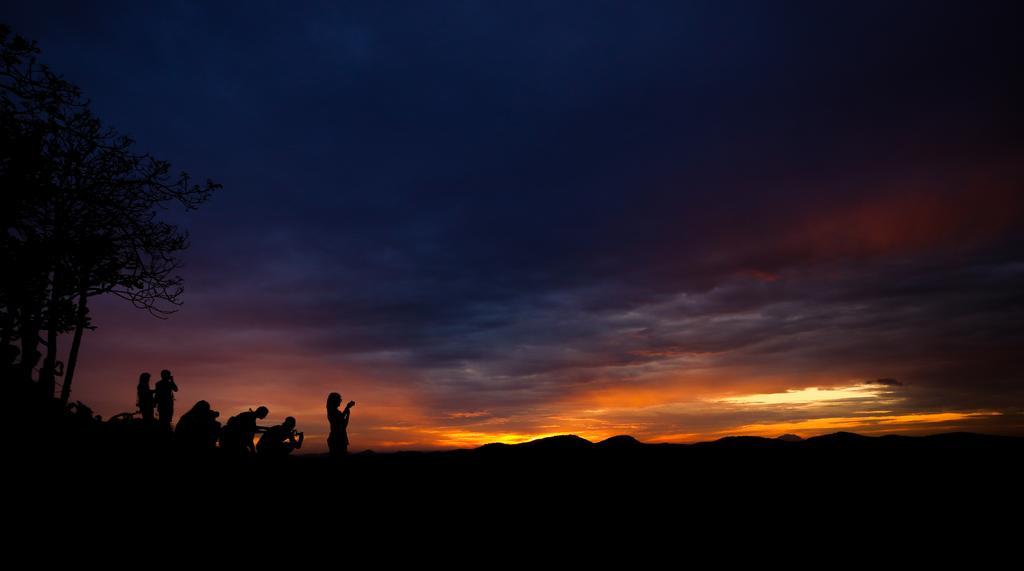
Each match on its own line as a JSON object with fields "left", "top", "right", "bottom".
{"left": 60, "top": 287, "right": 88, "bottom": 406}
{"left": 41, "top": 270, "right": 60, "bottom": 398}
{"left": 18, "top": 309, "right": 39, "bottom": 384}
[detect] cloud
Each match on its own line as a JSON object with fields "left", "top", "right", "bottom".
{"left": 9, "top": 1, "right": 1023, "bottom": 448}
{"left": 867, "top": 379, "right": 903, "bottom": 387}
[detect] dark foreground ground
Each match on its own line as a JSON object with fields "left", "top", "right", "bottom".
{"left": 12, "top": 407, "right": 1024, "bottom": 556}
{"left": 22, "top": 424, "right": 1024, "bottom": 504}
{"left": 6, "top": 373, "right": 1021, "bottom": 552}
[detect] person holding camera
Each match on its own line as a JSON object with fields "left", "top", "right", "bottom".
{"left": 256, "top": 416, "right": 303, "bottom": 457}
{"left": 326, "top": 392, "right": 355, "bottom": 458}
{"left": 153, "top": 369, "right": 178, "bottom": 429}
{"left": 175, "top": 400, "right": 222, "bottom": 451}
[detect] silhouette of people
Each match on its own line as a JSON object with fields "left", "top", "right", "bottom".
{"left": 256, "top": 416, "right": 304, "bottom": 457}
{"left": 175, "top": 400, "right": 222, "bottom": 451}
{"left": 136, "top": 372, "right": 155, "bottom": 423}
{"left": 153, "top": 369, "right": 178, "bottom": 429}
{"left": 220, "top": 406, "right": 270, "bottom": 456}
{"left": 327, "top": 392, "right": 355, "bottom": 458}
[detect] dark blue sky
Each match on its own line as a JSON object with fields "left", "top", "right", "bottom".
{"left": 7, "top": 1, "right": 1023, "bottom": 448}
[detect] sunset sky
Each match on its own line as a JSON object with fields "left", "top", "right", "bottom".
{"left": 7, "top": 1, "right": 1023, "bottom": 451}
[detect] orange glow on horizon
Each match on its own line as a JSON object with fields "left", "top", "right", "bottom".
{"left": 710, "top": 411, "right": 1003, "bottom": 439}
{"left": 406, "top": 411, "right": 1004, "bottom": 449}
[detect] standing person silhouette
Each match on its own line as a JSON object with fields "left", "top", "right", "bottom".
{"left": 136, "top": 372, "right": 155, "bottom": 423}
{"left": 327, "top": 392, "right": 355, "bottom": 458}
{"left": 153, "top": 369, "right": 178, "bottom": 429}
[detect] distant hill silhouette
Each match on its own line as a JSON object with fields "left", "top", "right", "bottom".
{"left": 596, "top": 435, "right": 643, "bottom": 449}
{"left": 516, "top": 433, "right": 593, "bottom": 451}
{"left": 450, "top": 431, "right": 1022, "bottom": 456}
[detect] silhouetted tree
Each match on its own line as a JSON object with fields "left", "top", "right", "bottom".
{"left": 1, "top": 25, "right": 78, "bottom": 389}
{"left": 0, "top": 25, "right": 220, "bottom": 403}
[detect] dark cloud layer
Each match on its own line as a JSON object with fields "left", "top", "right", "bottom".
{"left": 7, "top": 1, "right": 1023, "bottom": 447}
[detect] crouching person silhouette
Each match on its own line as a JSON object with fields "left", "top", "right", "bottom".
{"left": 175, "top": 400, "right": 221, "bottom": 452}
{"left": 327, "top": 393, "right": 354, "bottom": 458}
{"left": 220, "top": 406, "right": 270, "bottom": 456}
{"left": 256, "top": 416, "right": 303, "bottom": 458}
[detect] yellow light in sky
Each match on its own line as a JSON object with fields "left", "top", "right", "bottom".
{"left": 716, "top": 383, "right": 888, "bottom": 406}
{"left": 723, "top": 411, "right": 1001, "bottom": 437}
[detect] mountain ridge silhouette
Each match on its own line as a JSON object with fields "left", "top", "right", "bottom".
{"left": 345, "top": 430, "right": 1022, "bottom": 455}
